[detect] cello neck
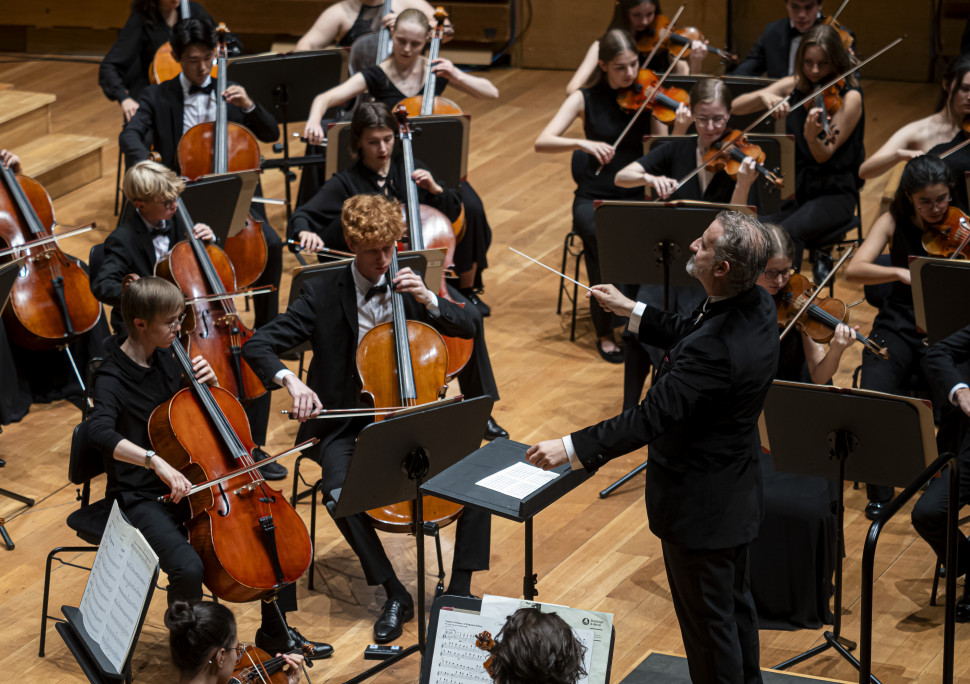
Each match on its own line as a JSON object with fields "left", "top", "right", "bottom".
{"left": 394, "top": 107, "right": 425, "bottom": 250}
{"left": 176, "top": 198, "right": 228, "bottom": 297}
{"left": 388, "top": 250, "right": 418, "bottom": 404}
{"left": 180, "top": 0, "right": 191, "bottom": 20}
{"left": 421, "top": 9, "right": 448, "bottom": 116}
{"left": 376, "top": 0, "right": 393, "bottom": 64}
{"left": 214, "top": 25, "right": 230, "bottom": 174}
{"left": 0, "top": 161, "right": 47, "bottom": 238}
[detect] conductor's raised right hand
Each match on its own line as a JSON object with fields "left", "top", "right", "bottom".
{"left": 283, "top": 374, "right": 322, "bottom": 422}
{"left": 588, "top": 284, "right": 636, "bottom": 318}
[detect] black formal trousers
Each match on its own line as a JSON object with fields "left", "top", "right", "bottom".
{"left": 662, "top": 539, "right": 762, "bottom": 684}
{"left": 448, "top": 284, "right": 499, "bottom": 401}
{"left": 318, "top": 434, "right": 491, "bottom": 587}
{"left": 572, "top": 196, "right": 612, "bottom": 338}
{"left": 761, "top": 193, "right": 855, "bottom": 270}
{"left": 912, "top": 426, "right": 970, "bottom": 575}
{"left": 249, "top": 202, "right": 283, "bottom": 328}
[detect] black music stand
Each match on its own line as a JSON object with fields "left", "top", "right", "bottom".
{"left": 227, "top": 50, "right": 347, "bottom": 218}
{"left": 911, "top": 257, "right": 970, "bottom": 343}
{"left": 0, "top": 259, "right": 35, "bottom": 550}
{"left": 422, "top": 438, "right": 593, "bottom": 600}
{"left": 325, "top": 115, "right": 471, "bottom": 188}
{"left": 762, "top": 381, "right": 955, "bottom": 684}
{"left": 592, "top": 200, "right": 751, "bottom": 498}
{"left": 330, "top": 396, "right": 493, "bottom": 682}
{"left": 664, "top": 74, "right": 782, "bottom": 134}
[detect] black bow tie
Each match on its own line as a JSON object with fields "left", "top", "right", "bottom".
{"left": 789, "top": 24, "right": 804, "bottom": 39}
{"left": 148, "top": 220, "right": 170, "bottom": 236}
{"left": 188, "top": 82, "right": 214, "bottom": 96}
{"left": 365, "top": 283, "right": 389, "bottom": 301}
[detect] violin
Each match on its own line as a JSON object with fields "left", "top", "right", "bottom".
{"left": 637, "top": 14, "right": 738, "bottom": 65}
{"left": 149, "top": 0, "right": 219, "bottom": 85}
{"left": 616, "top": 68, "right": 689, "bottom": 121}
{"left": 475, "top": 630, "right": 497, "bottom": 677}
{"left": 0, "top": 157, "right": 101, "bottom": 350}
{"left": 155, "top": 198, "right": 267, "bottom": 401}
{"left": 396, "top": 8, "right": 462, "bottom": 117}
{"left": 703, "top": 129, "right": 784, "bottom": 188}
{"left": 231, "top": 645, "right": 299, "bottom": 683}
{"left": 775, "top": 273, "right": 889, "bottom": 359}
{"left": 812, "top": 79, "right": 844, "bottom": 145}
{"left": 921, "top": 206, "right": 970, "bottom": 260}
{"left": 146, "top": 299, "right": 312, "bottom": 602}
{"left": 177, "top": 24, "right": 268, "bottom": 289}
{"left": 823, "top": 0, "right": 855, "bottom": 51}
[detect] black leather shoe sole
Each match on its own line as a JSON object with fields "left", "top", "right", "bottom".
{"left": 259, "top": 461, "right": 288, "bottom": 481}
{"left": 374, "top": 600, "right": 415, "bottom": 643}
{"left": 484, "top": 417, "right": 509, "bottom": 441}
{"left": 255, "top": 627, "right": 334, "bottom": 659}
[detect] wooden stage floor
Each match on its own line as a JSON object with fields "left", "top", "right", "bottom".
{"left": 0, "top": 57, "right": 963, "bottom": 682}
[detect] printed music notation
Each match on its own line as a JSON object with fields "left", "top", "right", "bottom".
{"left": 428, "top": 613, "right": 507, "bottom": 684}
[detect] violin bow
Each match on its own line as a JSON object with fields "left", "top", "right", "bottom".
{"left": 662, "top": 36, "right": 904, "bottom": 199}
{"left": 595, "top": 7, "right": 687, "bottom": 177}
{"left": 938, "top": 134, "right": 970, "bottom": 160}
{"left": 0, "top": 223, "right": 95, "bottom": 259}
{"left": 639, "top": 5, "right": 684, "bottom": 74}
{"left": 948, "top": 216, "right": 970, "bottom": 260}
{"left": 829, "top": 0, "right": 852, "bottom": 23}
{"left": 779, "top": 242, "right": 858, "bottom": 340}
{"left": 184, "top": 284, "right": 276, "bottom": 305}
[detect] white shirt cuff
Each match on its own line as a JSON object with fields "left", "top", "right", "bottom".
{"left": 628, "top": 301, "right": 647, "bottom": 334}
{"left": 242, "top": 102, "right": 257, "bottom": 114}
{"left": 426, "top": 292, "right": 439, "bottom": 316}
{"left": 950, "top": 383, "right": 969, "bottom": 405}
{"left": 562, "top": 435, "right": 582, "bottom": 471}
{"left": 274, "top": 368, "right": 296, "bottom": 386}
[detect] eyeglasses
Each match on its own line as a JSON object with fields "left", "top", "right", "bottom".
{"left": 763, "top": 268, "right": 793, "bottom": 280}
{"left": 166, "top": 312, "right": 187, "bottom": 331}
{"left": 694, "top": 116, "right": 728, "bottom": 127}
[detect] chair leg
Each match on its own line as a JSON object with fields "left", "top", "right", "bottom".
{"left": 570, "top": 242, "right": 584, "bottom": 342}
{"left": 422, "top": 522, "right": 446, "bottom": 598}
{"left": 308, "top": 479, "right": 323, "bottom": 591}
{"left": 114, "top": 145, "right": 123, "bottom": 216}
{"left": 931, "top": 560, "right": 942, "bottom": 606}
{"left": 557, "top": 233, "right": 570, "bottom": 316}
{"left": 40, "top": 546, "right": 98, "bottom": 657}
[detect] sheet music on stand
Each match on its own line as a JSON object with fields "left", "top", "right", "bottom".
{"left": 76, "top": 501, "right": 159, "bottom": 673}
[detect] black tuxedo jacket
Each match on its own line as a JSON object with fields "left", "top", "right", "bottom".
{"left": 91, "top": 210, "right": 188, "bottom": 332}
{"left": 241, "top": 264, "right": 477, "bottom": 455}
{"left": 926, "top": 323, "right": 970, "bottom": 407}
{"left": 119, "top": 76, "right": 279, "bottom": 173}
{"left": 734, "top": 18, "right": 795, "bottom": 78}
{"left": 571, "top": 286, "right": 779, "bottom": 550}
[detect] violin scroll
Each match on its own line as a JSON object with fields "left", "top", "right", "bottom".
{"left": 475, "top": 630, "right": 496, "bottom": 677}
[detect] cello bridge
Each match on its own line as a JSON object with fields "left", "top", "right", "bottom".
{"left": 233, "top": 483, "right": 258, "bottom": 496}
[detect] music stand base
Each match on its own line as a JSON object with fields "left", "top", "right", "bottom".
{"left": 0, "top": 488, "right": 35, "bottom": 550}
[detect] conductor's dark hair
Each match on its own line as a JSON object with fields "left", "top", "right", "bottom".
{"left": 165, "top": 600, "right": 237, "bottom": 675}
{"left": 488, "top": 608, "right": 587, "bottom": 684}
{"left": 608, "top": 0, "right": 661, "bottom": 33}
{"left": 170, "top": 18, "right": 217, "bottom": 61}
{"left": 713, "top": 210, "right": 773, "bottom": 293}
{"left": 891, "top": 154, "right": 954, "bottom": 220}
{"left": 939, "top": 54, "right": 970, "bottom": 114}
{"left": 349, "top": 101, "right": 398, "bottom": 158}
{"left": 584, "top": 29, "right": 639, "bottom": 89}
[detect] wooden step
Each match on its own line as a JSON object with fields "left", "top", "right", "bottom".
{"left": 18, "top": 133, "right": 108, "bottom": 200}
{"left": 0, "top": 90, "right": 56, "bottom": 149}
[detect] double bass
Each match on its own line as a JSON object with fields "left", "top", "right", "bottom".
{"left": 0, "top": 158, "right": 101, "bottom": 350}
{"left": 148, "top": 311, "right": 311, "bottom": 602}
{"left": 155, "top": 198, "right": 266, "bottom": 401}
{"left": 178, "top": 24, "right": 268, "bottom": 288}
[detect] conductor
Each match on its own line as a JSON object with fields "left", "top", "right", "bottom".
{"left": 527, "top": 210, "right": 778, "bottom": 684}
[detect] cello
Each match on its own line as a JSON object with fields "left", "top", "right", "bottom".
{"left": 0, "top": 157, "right": 101, "bottom": 351}
{"left": 178, "top": 24, "right": 268, "bottom": 288}
{"left": 396, "top": 7, "right": 461, "bottom": 117}
{"left": 394, "top": 106, "right": 472, "bottom": 377}
{"left": 147, "top": 306, "right": 311, "bottom": 602}
{"left": 155, "top": 198, "right": 266, "bottom": 401}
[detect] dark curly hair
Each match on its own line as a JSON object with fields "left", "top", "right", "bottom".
{"left": 164, "top": 600, "right": 236, "bottom": 675}
{"left": 488, "top": 608, "right": 587, "bottom": 684}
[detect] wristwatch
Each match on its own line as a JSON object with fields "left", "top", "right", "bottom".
{"left": 144, "top": 450, "right": 157, "bottom": 469}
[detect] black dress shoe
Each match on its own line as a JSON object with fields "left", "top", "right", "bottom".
{"left": 464, "top": 290, "right": 491, "bottom": 317}
{"left": 374, "top": 598, "right": 414, "bottom": 643}
{"left": 259, "top": 460, "right": 288, "bottom": 481}
{"left": 864, "top": 501, "right": 887, "bottom": 521}
{"left": 255, "top": 626, "right": 334, "bottom": 659}
{"left": 484, "top": 416, "right": 509, "bottom": 441}
{"left": 597, "top": 342, "right": 624, "bottom": 364}
{"left": 956, "top": 600, "right": 970, "bottom": 623}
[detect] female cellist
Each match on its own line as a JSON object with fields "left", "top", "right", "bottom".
{"left": 732, "top": 23, "right": 865, "bottom": 269}
{"left": 165, "top": 600, "right": 304, "bottom": 684}
{"left": 302, "top": 9, "right": 498, "bottom": 311}
{"left": 846, "top": 154, "right": 956, "bottom": 520}
{"left": 98, "top": 0, "right": 215, "bottom": 122}
{"left": 87, "top": 275, "right": 331, "bottom": 658}
{"left": 534, "top": 29, "right": 660, "bottom": 363}
{"left": 243, "top": 195, "right": 491, "bottom": 644}
{"left": 565, "top": 0, "right": 708, "bottom": 96}
{"left": 289, "top": 102, "right": 507, "bottom": 440}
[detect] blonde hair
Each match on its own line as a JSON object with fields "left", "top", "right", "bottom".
{"left": 123, "top": 160, "right": 185, "bottom": 204}
{"left": 689, "top": 78, "right": 732, "bottom": 111}
{"left": 394, "top": 8, "right": 430, "bottom": 33}
{"left": 120, "top": 275, "right": 185, "bottom": 336}
{"left": 342, "top": 195, "right": 405, "bottom": 247}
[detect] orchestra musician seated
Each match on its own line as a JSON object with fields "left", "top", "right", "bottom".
{"left": 295, "top": 0, "right": 451, "bottom": 53}
{"left": 732, "top": 0, "right": 825, "bottom": 79}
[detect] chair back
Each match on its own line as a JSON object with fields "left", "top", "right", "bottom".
{"left": 69, "top": 421, "right": 105, "bottom": 503}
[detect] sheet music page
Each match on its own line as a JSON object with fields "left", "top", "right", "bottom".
{"left": 428, "top": 611, "right": 506, "bottom": 684}
{"left": 78, "top": 501, "right": 159, "bottom": 672}
{"left": 475, "top": 461, "right": 559, "bottom": 499}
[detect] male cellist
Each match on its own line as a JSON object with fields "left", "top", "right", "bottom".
{"left": 242, "top": 194, "right": 492, "bottom": 644}
{"left": 87, "top": 275, "right": 333, "bottom": 659}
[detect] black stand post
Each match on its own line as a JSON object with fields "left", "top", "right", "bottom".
{"left": 227, "top": 50, "right": 346, "bottom": 220}
{"left": 763, "top": 381, "right": 944, "bottom": 683}
{"left": 593, "top": 201, "right": 734, "bottom": 498}
{"left": 330, "top": 396, "right": 493, "bottom": 682}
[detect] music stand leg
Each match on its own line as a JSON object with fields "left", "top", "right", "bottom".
{"left": 0, "top": 485, "right": 35, "bottom": 550}
{"left": 0, "top": 520, "right": 14, "bottom": 550}
{"left": 523, "top": 518, "right": 537, "bottom": 600}
{"left": 598, "top": 461, "right": 647, "bottom": 499}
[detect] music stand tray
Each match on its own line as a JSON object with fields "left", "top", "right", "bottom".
{"left": 910, "top": 257, "right": 970, "bottom": 343}
{"left": 422, "top": 438, "right": 592, "bottom": 600}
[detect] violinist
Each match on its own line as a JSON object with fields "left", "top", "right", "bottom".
{"left": 732, "top": 23, "right": 865, "bottom": 270}
{"left": 165, "top": 600, "right": 305, "bottom": 684}
{"left": 88, "top": 276, "right": 331, "bottom": 659}
{"left": 565, "top": 0, "right": 706, "bottom": 96}
{"left": 845, "top": 154, "right": 952, "bottom": 520}
{"left": 118, "top": 18, "right": 283, "bottom": 330}
{"left": 98, "top": 0, "right": 215, "bottom": 122}
{"left": 534, "top": 29, "right": 657, "bottom": 362}
{"left": 295, "top": 0, "right": 451, "bottom": 52}
{"left": 302, "top": 9, "right": 498, "bottom": 309}
{"left": 485, "top": 608, "right": 587, "bottom": 684}
{"left": 860, "top": 55, "right": 970, "bottom": 181}
{"left": 732, "top": 0, "right": 824, "bottom": 78}
{"left": 290, "top": 102, "right": 507, "bottom": 439}
{"left": 242, "top": 194, "right": 492, "bottom": 644}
